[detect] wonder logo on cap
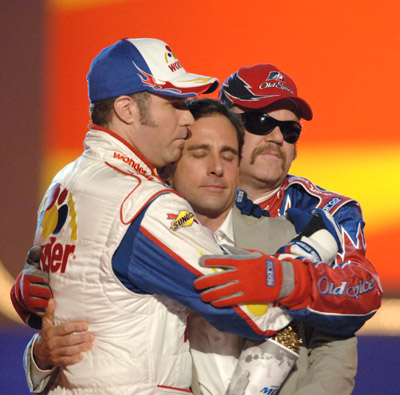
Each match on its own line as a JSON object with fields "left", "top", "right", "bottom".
{"left": 164, "top": 45, "right": 182, "bottom": 72}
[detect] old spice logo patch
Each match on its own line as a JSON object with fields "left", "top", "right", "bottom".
{"left": 167, "top": 211, "right": 198, "bottom": 231}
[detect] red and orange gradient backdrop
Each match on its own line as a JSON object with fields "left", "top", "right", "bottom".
{"left": 42, "top": 0, "right": 400, "bottom": 295}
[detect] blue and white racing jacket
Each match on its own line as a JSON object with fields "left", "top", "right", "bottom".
{"left": 31, "top": 125, "right": 291, "bottom": 394}
{"left": 253, "top": 175, "right": 383, "bottom": 335}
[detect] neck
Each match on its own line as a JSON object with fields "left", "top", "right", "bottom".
{"left": 195, "top": 208, "right": 231, "bottom": 232}
{"left": 239, "top": 179, "right": 281, "bottom": 201}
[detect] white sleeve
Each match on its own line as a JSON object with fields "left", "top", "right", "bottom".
{"left": 130, "top": 193, "right": 291, "bottom": 338}
{"left": 24, "top": 334, "right": 56, "bottom": 393}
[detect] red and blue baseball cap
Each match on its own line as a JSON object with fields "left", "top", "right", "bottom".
{"left": 87, "top": 38, "right": 219, "bottom": 103}
{"left": 218, "top": 64, "right": 312, "bottom": 120}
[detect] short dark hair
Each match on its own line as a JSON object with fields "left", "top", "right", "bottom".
{"left": 186, "top": 98, "right": 244, "bottom": 159}
{"left": 90, "top": 91, "right": 151, "bottom": 127}
{"left": 89, "top": 97, "right": 115, "bottom": 127}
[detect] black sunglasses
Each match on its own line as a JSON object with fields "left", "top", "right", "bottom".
{"left": 240, "top": 112, "right": 302, "bottom": 144}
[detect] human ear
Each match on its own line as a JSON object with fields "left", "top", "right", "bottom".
{"left": 113, "top": 96, "right": 139, "bottom": 125}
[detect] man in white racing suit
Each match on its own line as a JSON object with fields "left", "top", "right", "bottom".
{"left": 11, "top": 41, "right": 339, "bottom": 394}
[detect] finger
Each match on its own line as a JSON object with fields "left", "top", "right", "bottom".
{"left": 42, "top": 298, "right": 56, "bottom": 327}
{"left": 28, "top": 278, "right": 52, "bottom": 296}
{"left": 29, "top": 297, "right": 51, "bottom": 315}
{"left": 54, "top": 334, "right": 95, "bottom": 355}
{"left": 53, "top": 321, "right": 90, "bottom": 337}
{"left": 28, "top": 277, "right": 49, "bottom": 285}
{"left": 211, "top": 295, "right": 242, "bottom": 308}
{"left": 51, "top": 337, "right": 94, "bottom": 367}
{"left": 29, "top": 280, "right": 52, "bottom": 291}
{"left": 54, "top": 331, "right": 94, "bottom": 348}
{"left": 30, "top": 286, "right": 53, "bottom": 300}
{"left": 194, "top": 272, "right": 237, "bottom": 290}
{"left": 199, "top": 282, "right": 240, "bottom": 302}
{"left": 199, "top": 260, "right": 231, "bottom": 270}
{"left": 63, "top": 336, "right": 94, "bottom": 353}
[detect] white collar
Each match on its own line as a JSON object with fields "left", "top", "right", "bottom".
{"left": 214, "top": 209, "right": 235, "bottom": 246}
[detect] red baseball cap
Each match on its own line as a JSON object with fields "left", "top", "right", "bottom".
{"left": 218, "top": 64, "right": 312, "bottom": 120}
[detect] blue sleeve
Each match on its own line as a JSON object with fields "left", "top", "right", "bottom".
{"left": 112, "top": 198, "right": 277, "bottom": 340}
{"left": 283, "top": 198, "right": 381, "bottom": 336}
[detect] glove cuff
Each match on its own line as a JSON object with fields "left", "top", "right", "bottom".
{"left": 10, "top": 281, "right": 30, "bottom": 325}
{"left": 278, "top": 260, "right": 295, "bottom": 299}
{"left": 301, "top": 229, "right": 339, "bottom": 264}
{"left": 279, "top": 259, "right": 312, "bottom": 309}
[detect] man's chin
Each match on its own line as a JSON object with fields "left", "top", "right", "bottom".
{"left": 195, "top": 201, "right": 229, "bottom": 218}
{"left": 251, "top": 169, "right": 285, "bottom": 186}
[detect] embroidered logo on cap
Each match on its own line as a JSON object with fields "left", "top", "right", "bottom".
{"left": 164, "top": 45, "right": 182, "bottom": 72}
{"left": 259, "top": 71, "right": 294, "bottom": 94}
{"left": 266, "top": 71, "right": 284, "bottom": 81}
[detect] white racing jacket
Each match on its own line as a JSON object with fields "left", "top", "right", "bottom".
{"left": 30, "top": 125, "right": 291, "bottom": 394}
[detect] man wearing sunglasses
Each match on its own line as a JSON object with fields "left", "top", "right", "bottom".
{"left": 191, "top": 64, "right": 382, "bottom": 394}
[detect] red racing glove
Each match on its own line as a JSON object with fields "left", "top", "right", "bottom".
{"left": 194, "top": 247, "right": 311, "bottom": 309}
{"left": 10, "top": 246, "right": 52, "bottom": 329}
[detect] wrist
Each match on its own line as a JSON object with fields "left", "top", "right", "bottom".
{"left": 33, "top": 334, "right": 54, "bottom": 371}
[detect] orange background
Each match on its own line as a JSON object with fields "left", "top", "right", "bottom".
{"left": 42, "top": 0, "right": 400, "bottom": 294}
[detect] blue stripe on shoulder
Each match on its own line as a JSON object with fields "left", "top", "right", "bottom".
{"left": 112, "top": 205, "right": 150, "bottom": 294}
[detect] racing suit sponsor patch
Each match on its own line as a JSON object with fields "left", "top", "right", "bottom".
{"left": 167, "top": 211, "right": 198, "bottom": 231}
{"left": 322, "top": 197, "right": 343, "bottom": 212}
{"left": 317, "top": 276, "right": 375, "bottom": 299}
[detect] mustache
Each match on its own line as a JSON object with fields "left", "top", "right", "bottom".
{"left": 250, "top": 144, "right": 287, "bottom": 164}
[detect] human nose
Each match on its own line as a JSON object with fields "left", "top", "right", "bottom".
{"left": 179, "top": 108, "right": 195, "bottom": 127}
{"left": 208, "top": 156, "right": 223, "bottom": 177}
{"left": 263, "top": 126, "right": 284, "bottom": 144}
